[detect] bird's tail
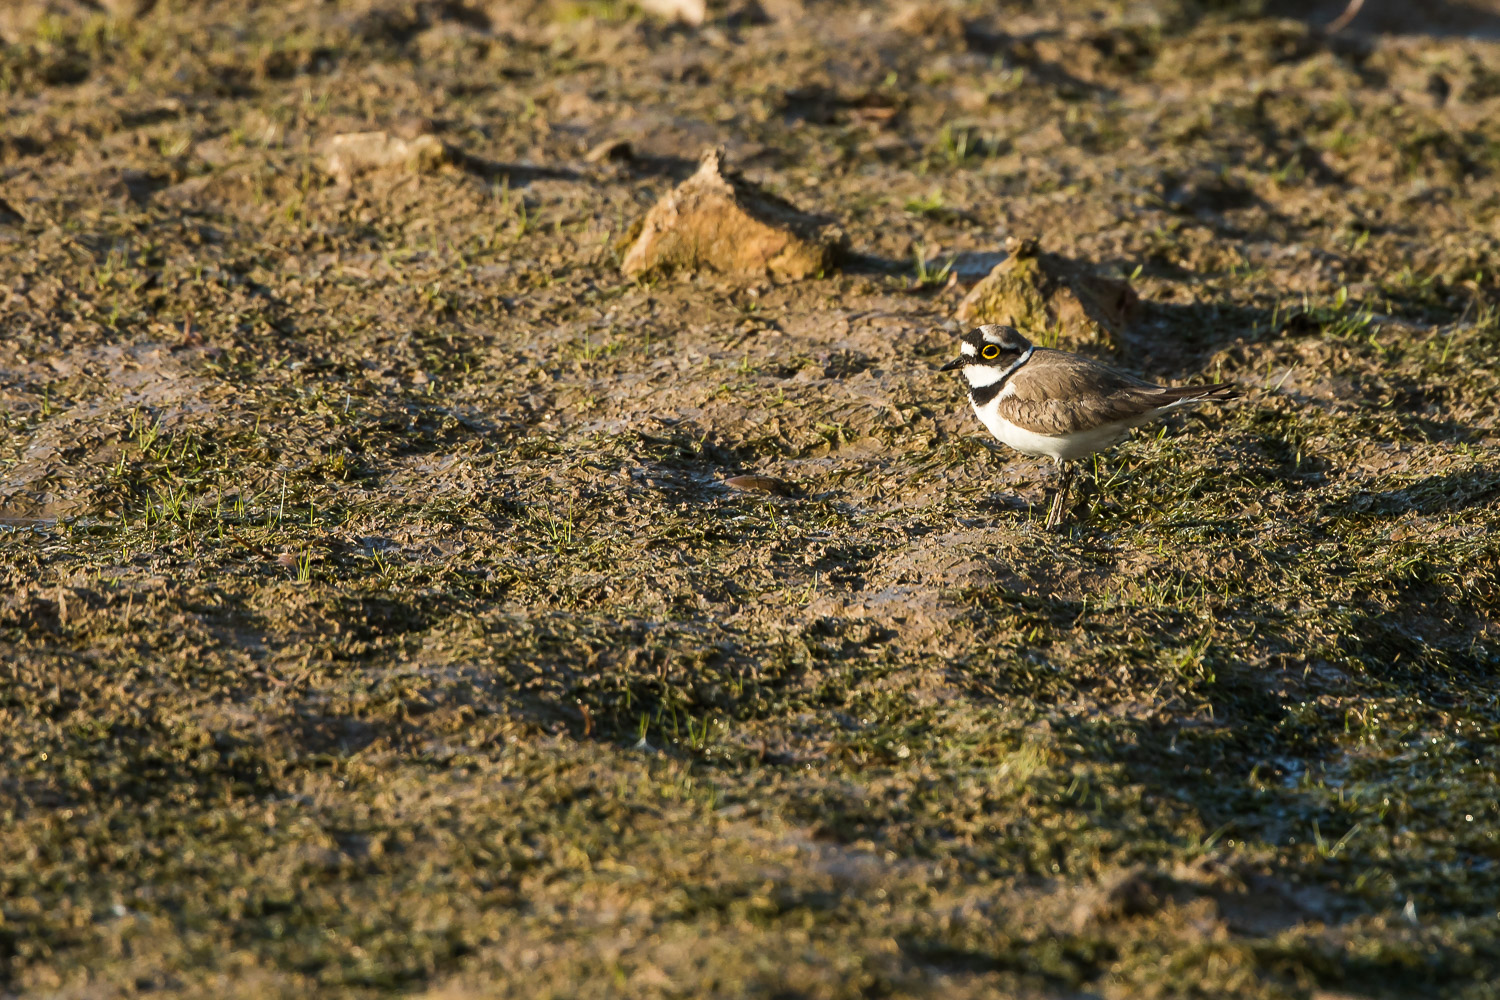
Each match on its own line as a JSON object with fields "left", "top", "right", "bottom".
{"left": 1161, "top": 382, "right": 1238, "bottom": 403}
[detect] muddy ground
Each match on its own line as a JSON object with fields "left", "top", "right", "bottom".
{"left": 2, "top": 0, "right": 1499, "bottom": 996}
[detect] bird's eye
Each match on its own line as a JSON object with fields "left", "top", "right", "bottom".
{"left": 981, "top": 344, "right": 1001, "bottom": 359}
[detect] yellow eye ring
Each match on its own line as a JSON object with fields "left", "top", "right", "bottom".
{"left": 981, "top": 344, "right": 1001, "bottom": 359}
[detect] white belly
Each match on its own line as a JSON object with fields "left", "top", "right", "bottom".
{"left": 972, "top": 398, "right": 1136, "bottom": 463}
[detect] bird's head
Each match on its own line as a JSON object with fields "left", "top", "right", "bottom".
{"left": 938, "top": 325, "right": 1034, "bottom": 385}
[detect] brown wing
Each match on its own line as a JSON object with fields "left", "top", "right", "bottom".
{"left": 1000, "top": 351, "right": 1236, "bottom": 436}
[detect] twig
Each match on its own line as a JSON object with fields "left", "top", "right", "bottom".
{"left": 1327, "top": 0, "right": 1365, "bottom": 33}
{"left": 229, "top": 529, "right": 275, "bottom": 559}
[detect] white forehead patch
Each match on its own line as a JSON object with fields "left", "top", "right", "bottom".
{"left": 979, "top": 325, "right": 1007, "bottom": 344}
{"left": 960, "top": 342, "right": 977, "bottom": 356}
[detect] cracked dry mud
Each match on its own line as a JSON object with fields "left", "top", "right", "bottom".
{"left": 2, "top": 1, "right": 1499, "bottom": 997}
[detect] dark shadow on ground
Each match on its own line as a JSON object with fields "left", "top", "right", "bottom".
{"left": 1326, "top": 465, "right": 1500, "bottom": 517}
{"left": 454, "top": 152, "right": 582, "bottom": 186}
{"left": 962, "top": 26, "right": 1123, "bottom": 100}
{"left": 619, "top": 154, "right": 702, "bottom": 182}
{"left": 1269, "top": 0, "right": 1500, "bottom": 39}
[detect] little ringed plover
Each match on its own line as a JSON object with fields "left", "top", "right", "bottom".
{"left": 939, "top": 324, "right": 1237, "bottom": 530}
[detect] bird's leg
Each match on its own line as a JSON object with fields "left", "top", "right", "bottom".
{"left": 1044, "top": 461, "right": 1077, "bottom": 532}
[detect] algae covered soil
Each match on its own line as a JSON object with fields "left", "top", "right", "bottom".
{"left": 3, "top": 1, "right": 1500, "bottom": 996}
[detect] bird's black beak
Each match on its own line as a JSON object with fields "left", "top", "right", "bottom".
{"left": 939, "top": 357, "right": 964, "bottom": 372}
